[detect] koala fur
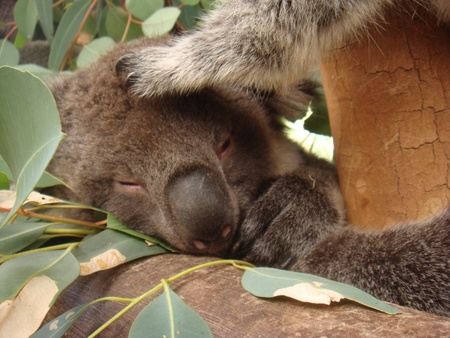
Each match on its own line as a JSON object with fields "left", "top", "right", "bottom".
{"left": 45, "top": 38, "right": 449, "bottom": 317}
{"left": 118, "top": 0, "right": 450, "bottom": 96}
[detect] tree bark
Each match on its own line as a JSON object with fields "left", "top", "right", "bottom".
{"left": 320, "top": 7, "right": 450, "bottom": 229}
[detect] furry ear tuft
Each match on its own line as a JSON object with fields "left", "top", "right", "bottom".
{"left": 260, "top": 81, "right": 322, "bottom": 122}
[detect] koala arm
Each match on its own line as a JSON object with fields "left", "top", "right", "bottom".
{"left": 293, "top": 208, "right": 450, "bottom": 317}
{"left": 121, "top": 0, "right": 395, "bottom": 96}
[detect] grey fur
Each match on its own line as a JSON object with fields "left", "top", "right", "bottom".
{"left": 45, "top": 39, "right": 449, "bottom": 317}
{"left": 119, "top": 0, "right": 450, "bottom": 96}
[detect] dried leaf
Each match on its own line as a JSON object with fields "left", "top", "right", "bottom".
{"left": 242, "top": 267, "right": 401, "bottom": 314}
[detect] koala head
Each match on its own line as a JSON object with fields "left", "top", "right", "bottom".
{"left": 45, "top": 38, "right": 306, "bottom": 255}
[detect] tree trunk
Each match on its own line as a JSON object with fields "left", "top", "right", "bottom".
{"left": 320, "top": 6, "right": 450, "bottom": 229}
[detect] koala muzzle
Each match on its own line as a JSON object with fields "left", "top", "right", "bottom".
{"left": 168, "top": 168, "right": 236, "bottom": 254}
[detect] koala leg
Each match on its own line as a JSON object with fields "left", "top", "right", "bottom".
{"left": 232, "top": 174, "right": 345, "bottom": 268}
{"left": 120, "top": 0, "right": 395, "bottom": 96}
{"left": 293, "top": 208, "right": 450, "bottom": 317}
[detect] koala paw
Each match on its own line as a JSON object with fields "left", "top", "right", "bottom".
{"left": 233, "top": 175, "right": 342, "bottom": 268}
{"left": 115, "top": 42, "right": 213, "bottom": 97}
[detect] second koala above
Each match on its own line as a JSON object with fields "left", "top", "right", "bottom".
{"left": 44, "top": 38, "right": 449, "bottom": 317}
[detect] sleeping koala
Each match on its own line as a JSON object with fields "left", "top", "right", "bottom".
{"left": 118, "top": 0, "right": 450, "bottom": 96}
{"left": 45, "top": 38, "right": 450, "bottom": 317}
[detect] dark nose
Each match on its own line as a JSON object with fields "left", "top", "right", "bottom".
{"left": 168, "top": 168, "right": 236, "bottom": 253}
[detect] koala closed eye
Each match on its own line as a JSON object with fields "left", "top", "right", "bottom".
{"left": 114, "top": 179, "right": 147, "bottom": 194}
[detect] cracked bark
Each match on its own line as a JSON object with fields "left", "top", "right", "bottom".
{"left": 320, "top": 6, "right": 450, "bottom": 229}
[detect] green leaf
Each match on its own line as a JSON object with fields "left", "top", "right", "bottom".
{"left": 0, "top": 250, "right": 80, "bottom": 337}
{"left": 104, "top": 6, "right": 144, "bottom": 42}
{"left": 107, "top": 213, "right": 176, "bottom": 252}
{"left": 1, "top": 150, "right": 64, "bottom": 188}
{"left": 0, "top": 173, "right": 9, "bottom": 190}
{"left": 0, "top": 154, "right": 13, "bottom": 180}
{"left": 200, "top": 0, "right": 215, "bottom": 9}
{"left": 35, "top": 0, "right": 54, "bottom": 42}
{"left": 125, "top": 0, "right": 164, "bottom": 21}
{"left": 129, "top": 284, "right": 213, "bottom": 338}
{"left": 142, "top": 7, "right": 181, "bottom": 38}
{"left": 31, "top": 303, "right": 91, "bottom": 338}
{"left": 48, "top": 0, "right": 91, "bottom": 70}
{"left": 180, "top": 0, "right": 200, "bottom": 5}
{"left": 0, "top": 39, "right": 20, "bottom": 66}
{"left": 0, "top": 221, "right": 51, "bottom": 255}
{"left": 35, "top": 171, "right": 66, "bottom": 188}
{"left": 13, "top": 0, "right": 38, "bottom": 41}
{"left": 73, "top": 229, "right": 167, "bottom": 275}
{"left": 242, "top": 267, "right": 401, "bottom": 314}
{"left": 76, "top": 37, "right": 116, "bottom": 68}
{"left": 172, "top": 0, "right": 202, "bottom": 30}
{"left": 0, "top": 67, "right": 64, "bottom": 226}
{"left": 14, "top": 63, "right": 57, "bottom": 79}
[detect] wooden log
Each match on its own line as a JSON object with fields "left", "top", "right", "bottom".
{"left": 320, "top": 6, "right": 450, "bottom": 229}
{"left": 45, "top": 254, "right": 450, "bottom": 337}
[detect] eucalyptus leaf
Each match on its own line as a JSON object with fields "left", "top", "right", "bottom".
{"left": 107, "top": 213, "right": 175, "bottom": 251}
{"left": 0, "top": 250, "right": 80, "bottom": 337}
{"left": 0, "top": 173, "right": 9, "bottom": 190}
{"left": 180, "top": 0, "right": 200, "bottom": 5}
{"left": 0, "top": 39, "right": 20, "bottom": 66}
{"left": 172, "top": 0, "right": 203, "bottom": 30}
{"left": 73, "top": 229, "right": 167, "bottom": 275}
{"left": 31, "top": 303, "right": 91, "bottom": 338}
{"left": 14, "top": 63, "right": 56, "bottom": 79}
{"left": 0, "top": 222, "right": 52, "bottom": 255}
{"left": 125, "top": 0, "right": 164, "bottom": 21}
{"left": 0, "top": 154, "right": 12, "bottom": 179}
{"left": 48, "top": 0, "right": 91, "bottom": 70}
{"left": 76, "top": 37, "right": 116, "bottom": 68}
{"left": 242, "top": 267, "right": 401, "bottom": 315}
{"left": 142, "top": 7, "right": 181, "bottom": 38}
{"left": 0, "top": 67, "right": 64, "bottom": 226}
{"left": 13, "top": 0, "right": 38, "bottom": 41}
{"left": 104, "top": 5, "right": 144, "bottom": 42}
{"left": 129, "top": 285, "right": 213, "bottom": 338}
{"left": 35, "top": 171, "right": 67, "bottom": 188}
{"left": 36, "top": 0, "right": 54, "bottom": 42}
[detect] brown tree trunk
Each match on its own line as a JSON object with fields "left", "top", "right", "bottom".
{"left": 320, "top": 7, "right": 450, "bottom": 229}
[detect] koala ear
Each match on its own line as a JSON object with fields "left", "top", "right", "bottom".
{"left": 260, "top": 81, "right": 321, "bottom": 122}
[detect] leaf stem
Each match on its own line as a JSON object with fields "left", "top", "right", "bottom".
{"left": 87, "top": 259, "right": 254, "bottom": 337}
{"left": 0, "top": 242, "right": 79, "bottom": 264}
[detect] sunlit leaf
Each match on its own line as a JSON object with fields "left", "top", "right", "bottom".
{"left": 0, "top": 39, "right": 20, "bottom": 66}
{"left": 31, "top": 303, "right": 91, "bottom": 338}
{"left": 48, "top": 0, "right": 91, "bottom": 70}
{"left": 0, "top": 250, "right": 80, "bottom": 337}
{"left": 129, "top": 285, "right": 213, "bottom": 338}
{"left": 0, "top": 67, "right": 64, "bottom": 226}
{"left": 13, "top": 0, "right": 38, "bottom": 41}
{"left": 0, "top": 221, "right": 52, "bottom": 254}
{"left": 73, "top": 229, "right": 167, "bottom": 275}
{"left": 125, "top": 0, "right": 164, "bottom": 21}
{"left": 142, "top": 7, "right": 181, "bottom": 38}
{"left": 36, "top": 0, "right": 54, "bottom": 42}
{"left": 242, "top": 267, "right": 401, "bottom": 314}
{"left": 107, "top": 213, "right": 175, "bottom": 251}
{"left": 76, "top": 37, "right": 116, "bottom": 68}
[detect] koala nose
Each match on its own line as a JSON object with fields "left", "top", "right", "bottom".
{"left": 168, "top": 168, "right": 236, "bottom": 253}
